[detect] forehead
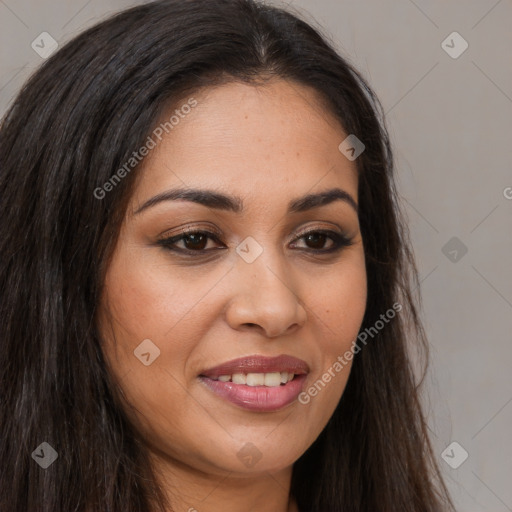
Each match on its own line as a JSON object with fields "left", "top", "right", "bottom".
{"left": 131, "top": 79, "right": 358, "bottom": 210}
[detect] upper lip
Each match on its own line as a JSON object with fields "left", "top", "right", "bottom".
{"left": 200, "top": 354, "right": 310, "bottom": 378}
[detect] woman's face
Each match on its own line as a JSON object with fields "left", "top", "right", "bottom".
{"left": 98, "top": 79, "right": 367, "bottom": 480}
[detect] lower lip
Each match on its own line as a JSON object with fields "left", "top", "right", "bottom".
{"left": 199, "top": 374, "right": 307, "bottom": 412}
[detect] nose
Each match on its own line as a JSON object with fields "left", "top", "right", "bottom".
{"left": 224, "top": 252, "right": 308, "bottom": 338}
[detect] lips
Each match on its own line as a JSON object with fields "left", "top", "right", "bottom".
{"left": 198, "top": 354, "right": 310, "bottom": 412}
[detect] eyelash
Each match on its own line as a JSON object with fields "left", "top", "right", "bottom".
{"left": 156, "top": 227, "right": 354, "bottom": 256}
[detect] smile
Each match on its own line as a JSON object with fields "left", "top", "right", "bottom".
{"left": 199, "top": 354, "right": 309, "bottom": 412}
{"left": 208, "top": 371, "right": 296, "bottom": 386}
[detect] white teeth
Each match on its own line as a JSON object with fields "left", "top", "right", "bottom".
{"left": 232, "top": 373, "right": 247, "bottom": 385}
{"left": 264, "top": 372, "right": 282, "bottom": 387}
{"left": 246, "top": 373, "right": 265, "bottom": 386}
{"left": 212, "top": 372, "right": 296, "bottom": 386}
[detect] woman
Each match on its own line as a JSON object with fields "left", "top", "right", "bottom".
{"left": 0, "top": 0, "right": 455, "bottom": 510}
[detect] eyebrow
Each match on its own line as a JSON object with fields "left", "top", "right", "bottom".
{"left": 133, "top": 186, "right": 358, "bottom": 215}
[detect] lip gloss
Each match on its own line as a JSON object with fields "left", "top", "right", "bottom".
{"left": 199, "top": 374, "right": 307, "bottom": 412}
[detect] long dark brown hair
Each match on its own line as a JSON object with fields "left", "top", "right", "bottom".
{"left": 0, "top": 0, "right": 454, "bottom": 510}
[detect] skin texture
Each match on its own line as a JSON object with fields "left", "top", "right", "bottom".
{"left": 98, "top": 79, "right": 367, "bottom": 512}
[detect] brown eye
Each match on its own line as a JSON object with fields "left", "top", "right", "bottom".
{"left": 181, "top": 232, "right": 209, "bottom": 251}
{"left": 302, "top": 232, "right": 330, "bottom": 250}
{"left": 157, "top": 230, "right": 224, "bottom": 254}
{"left": 291, "top": 230, "right": 354, "bottom": 254}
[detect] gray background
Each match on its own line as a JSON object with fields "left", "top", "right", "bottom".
{"left": 1, "top": 1, "right": 511, "bottom": 510}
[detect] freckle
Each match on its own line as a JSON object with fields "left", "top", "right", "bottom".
{"left": 244, "top": 114, "right": 248, "bottom": 119}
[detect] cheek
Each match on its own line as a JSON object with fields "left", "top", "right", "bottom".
{"left": 98, "top": 255, "right": 213, "bottom": 455}
{"left": 101, "top": 249, "right": 210, "bottom": 351}
{"left": 302, "top": 256, "right": 367, "bottom": 419}
{"left": 104, "top": 260, "right": 173, "bottom": 334}
{"left": 317, "top": 255, "right": 367, "bottom": 349}
{"left": 98, "top": 249, "right": 230, "bottom": 410}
